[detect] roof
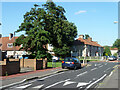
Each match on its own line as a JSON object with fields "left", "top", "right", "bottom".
{"left": 0, "top": 37, "right": 22, "bottom": 51}
{"left": 77, "top": 38, "right": 103, "bottom": 47}
{"left": 110, "top": 48, "right": 118, "bottom": 50}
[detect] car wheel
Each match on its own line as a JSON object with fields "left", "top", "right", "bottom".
{"left": 74, "top": 66, "right": 77, "bottom": 70}
{"left": 62, "top": 66, "right": 65, "bottom": 69}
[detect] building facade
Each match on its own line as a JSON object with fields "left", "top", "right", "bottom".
{"left": 71, "top": 35, "right": 104, "bottom": 57}
{"left": 0, "top": 33, "right": 28, "bottom": 60}
{"left": 110, "top": 48, "right": 118, "bottom": 56}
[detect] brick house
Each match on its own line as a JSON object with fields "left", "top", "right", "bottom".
{"left": 71, "top": 35, "right": 104, "bottom": 57}
{"left": 0, "top": 33, "right": 28, "bottom": 60}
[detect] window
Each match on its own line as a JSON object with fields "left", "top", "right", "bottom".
{"left": 7, "top": 43, "right": 13, "bottom": 48}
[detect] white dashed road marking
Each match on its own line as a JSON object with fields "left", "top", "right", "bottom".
{"left": 63, "top": 81, "right": 76, "bottom": 86}
{"left": 91, "top": 68, "right": 97, "bottom": 71}
{"left": 77, "top": 82, "right": 89, "bottom": 87}
{"left": 77, "top": 71, "right": 88, "bottom": 77}
{"left": 33, "top": 84, "right": 44, "bottom": 89}
{"left": 16, "top": 84, "right": 32, "bottom": 89}
{"left": 43, "top": 79, "right": 70, "bottom": 90}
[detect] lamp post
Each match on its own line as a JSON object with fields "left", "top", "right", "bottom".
{"left": 14, "top": 32, "right": 16, "bottom": 57}
{"left": 113, "top": 21, "right": 119, "bottom": 57}
{"left": 71, "top": 51, "right": 73, "bottom": 57}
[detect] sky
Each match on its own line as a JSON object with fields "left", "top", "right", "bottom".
{"left": 0, "top": 1, "right": 118, "bottom": 46}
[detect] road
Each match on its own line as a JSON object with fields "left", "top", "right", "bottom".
{"left": 4, "top": 62, "right": 118, "bottom": 90}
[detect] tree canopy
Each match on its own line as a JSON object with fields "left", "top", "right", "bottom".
{"left": 112, "top": 39, "right": 120, "bottom": 50}
{"left": 15, "top": 1, "right": 77, "bottom": 59}
{"left": 103, "top": 46, "right": 111, "bottom": 56}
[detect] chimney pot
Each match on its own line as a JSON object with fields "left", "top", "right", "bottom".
{"left": 79, "top": 35, "right": 84, "bottom": 39}
{"left": 88, "top": 37, "right": 92, "bottom": 41}
{"left": 9, "top": 33, "right": 13, "bottom": 40}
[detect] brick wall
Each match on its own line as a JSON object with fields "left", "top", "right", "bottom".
{"left": 20, "top": 58, "right": 47, "bottom": 71}
{"left": 0, "top": 59, "right": 20, "bottom": 76}
{"left": 0, "top": 58, "right": 47, "bottom": 76}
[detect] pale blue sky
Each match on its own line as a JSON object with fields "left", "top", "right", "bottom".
{"left": 1, "top": 2, "right": 118, "bottom": 46}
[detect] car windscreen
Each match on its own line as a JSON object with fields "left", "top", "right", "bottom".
{"left": 64, "top": 58, "right": 73, "bottom": 62}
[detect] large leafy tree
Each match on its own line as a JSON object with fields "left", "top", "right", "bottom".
{"left": 15, "top": 1, "right": 77, "bottom": 59}
{"left": 42, "top": 1, "right": 77, "bottom": 58}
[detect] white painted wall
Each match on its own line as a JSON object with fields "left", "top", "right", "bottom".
{"left": 48, "top": 44, "right": 53, "bottom": 51}
{"left": 111, "top": 50, "right": 118, "bottom": 55}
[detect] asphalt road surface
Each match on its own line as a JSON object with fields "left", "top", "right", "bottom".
{"left": 4, "top": 62, "right": 118, "bottom": 90}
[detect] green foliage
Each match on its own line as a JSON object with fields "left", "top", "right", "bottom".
{"left": 15, "top": 1, "right": 77, "bottom": 59}
{"left": 113, "top": 53, "right": 117, "bottom": 57}
{"left": 85, "top": 34, "right": 90, "bottom": 39}
{"left": 103, "top": 46, "right": 111, "bottom": 56}
{"left": 113, "top": 39, "right": 120, "bottom": 50}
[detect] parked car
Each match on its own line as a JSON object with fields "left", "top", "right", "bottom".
{"left": 62, "top": 57, "right": 81, "bottom": 70}
{"left": 108, "top": 56, "right": 117, "bottom": 61}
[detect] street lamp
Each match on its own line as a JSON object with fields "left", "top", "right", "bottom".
{"left": 114, "top": 21, "right": 118, "bottom": 24}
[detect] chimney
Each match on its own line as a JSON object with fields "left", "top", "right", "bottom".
{"left": 95, "top": 41, "right": 98, "bottom": 43}
{"left": 9, "top": 33, "right": 13, "bottom": 40}
{"left": 79, "top": 35, "right": 84, "bottom": 39}
{"left": 88, "top": 37, "right": 92, "bottom": 41}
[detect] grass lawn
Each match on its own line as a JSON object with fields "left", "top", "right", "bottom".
{"left": 47, "top": 62, "right": 62, "bottom": 68}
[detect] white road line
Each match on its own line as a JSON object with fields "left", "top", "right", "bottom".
{"left": 77, "top": 82, "right": 89, "bottom": 87}
{"left": 43, "top": 79, "right": 70, "bottom": 90}
{"left": 91, "top": 68, "right": 97, "bottom": 71}
{"left": 85, "top": 74, "right": 107, "bottom": 90}
{"left": 63, "top": 81, "right": 76, "bottom": 86}
{"left": 33, "top": 84, "right": 44, "bottom": 88}
{"left": 77, "top": 71, "right": 88, "bottom": 77}
{"left": 104, "top": 68, "right": 111, "bottom": 72}
{"left": 29, "top": 72, "right": 65, "bottom": 83}
{"left": 99, "top": 65, "right": 103, "bottom": 68}
{"left": 109, "top": 72, "right": 113, "bottom": 77}
{"left": 105, "top": 63, "right": 107, "bottom": 65}
{"left": 38, "top": 72, "right": 64, "bottom": 80}
{"left": 16, "top": 84, "right": 32, "bottom": 88}
{"left": 0, "top": 79, "right": 27, "bottom": 89}
{"left": 93, "top": 78, "right": 96, "bottom": 80}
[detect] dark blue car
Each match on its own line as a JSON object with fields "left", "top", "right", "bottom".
{"left": 62, "top": 57, "right": 81, "bottom": 70}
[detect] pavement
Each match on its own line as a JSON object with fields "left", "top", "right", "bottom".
{"left": 0, "top": 67, "right": 65, "bottom": 88}
{"left": 97, "top": 64, "right": 120, "bottom": 89}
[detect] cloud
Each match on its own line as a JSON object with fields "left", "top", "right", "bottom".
{"left": 75, "top": 10, "right": 87, "bottom": 15}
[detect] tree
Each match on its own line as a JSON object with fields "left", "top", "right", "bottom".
{"left": 85, "top": 34, "right": 90, "bottom": 39}
{"left": 112, "top": 39, "right": 120, "bottom": 56}
{"left": 103, "top": 46, "right": 111, "bottom": 56}
{"left": 113, "top": 39, "right": 120, "bottom": 50}
{"left": 15, "top": 4, "right": 51, "bottom": 59}
{"left": 41, "top": 1, "right": 77, "bottom": 58}
{"left": 15, "top": 1, "right": 77, "bottom": 59}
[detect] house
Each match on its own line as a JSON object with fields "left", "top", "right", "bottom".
{"left": 71, "top": 35, "right": 104, "bottom": 57}
{"left": 110, "top": 48, "right": 118, "bottom": 56}
{"left": 0, "top": 33, "right": 28, "bottom": 60}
